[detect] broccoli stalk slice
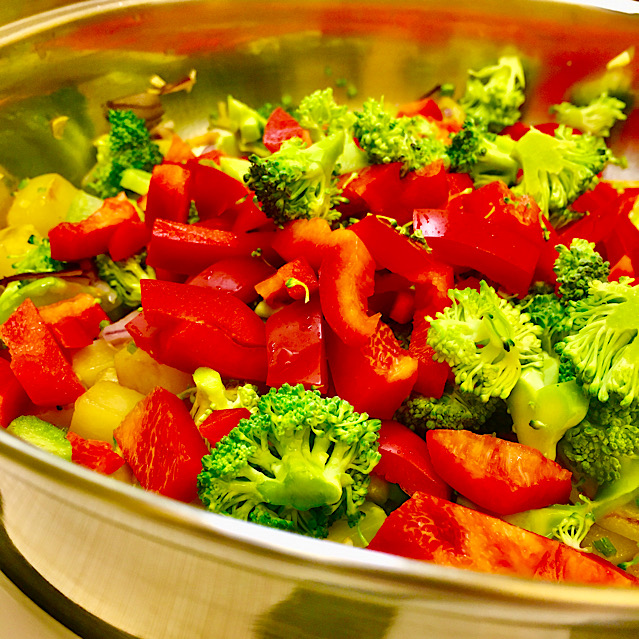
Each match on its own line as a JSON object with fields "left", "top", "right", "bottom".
{"left": 245, "top": 132, "right": 346, "bottom": 226}
{"left": 506, "top": 353, "right": 589, "bottom": 460}
{"left": 427, "top": 280, "right": 543, "bottom": 402}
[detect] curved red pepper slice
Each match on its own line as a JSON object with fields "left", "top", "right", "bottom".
{"left": 145, "top": 163, "right": 192, "bottom": 229}
{"left": 66, "top": 430, "right": 126, "bottom": 475}
{"left": 263, "top": 107, "right": 312, "bottom": 152}
{"left": 373, "top": 420, "right": 450, "bottom": 500}
{"left": 198, "top": 407, "right": 251, "bottom": 446}
{"left": 255, "top": 257, "right": 319, "bottom": 307}
{"left": 319, "top": 228, "right": 380, "bottom": 347}
{"left": 367, "top": 492, "right": 638, "bottom": 587}
{"left": 271, "top": 218, "right": 335, "bottom": 271}
{"left": 327, "top": 322, "right": 417, "bottom": 419}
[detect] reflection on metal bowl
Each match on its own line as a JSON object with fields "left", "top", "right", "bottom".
{"left": 0, "top": 1, "right": 639, "bottom": 637}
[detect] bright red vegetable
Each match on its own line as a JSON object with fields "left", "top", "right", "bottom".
{"left": 426, "top": 430, "right": 573, "bottom": 515}
{"left": 271, "top": 217, "right": 335, "bottom": 270}
{"left": 367, "top": 492, "right": 639, "bottom": 586}
{"left": 0, "top": 299, "right": 84, "bottom": 407}
{"left": 198, "top": 407, "right": 251, "bottom": 445}
{"left": 263, "top": 107, "right": 312, "bottom": 152}
{"left": 66, "top": 430, "right": 126, "bottom": 475}
{"left": 327, "top": 322, "right": 418, "bottom": 419}
{"left": 48, "top": 193, "right": 140, "bottom": 261}
{"left": 373, "top": 420, "right": 450, "bottom": 499}
{"left": 255, "top": 257, "right": 319, "bottom": 307}
{"left": 145, "top": 163, "right": 192, "bottom": 229}
{"left": 114, "top": 386, "right": 209, "bottom": 502}
{"left": 265, "top": 297, "right": 327, "bottom": 392}
{"left": 0, "top": 357, "right": 31, "bottom": 428}
{"left": 319, "top": 228, "right": 380, "bottom": 346}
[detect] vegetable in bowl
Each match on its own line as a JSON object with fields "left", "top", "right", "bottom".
{"left": 2, "top": 46, "right": 639, "bottom": 588}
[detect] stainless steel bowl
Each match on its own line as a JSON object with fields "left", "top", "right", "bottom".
{"left": 1, "top": 1, "right": 639, "bottom": 637}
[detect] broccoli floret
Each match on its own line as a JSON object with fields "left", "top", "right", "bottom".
{"left": 352, "top": 98, "right": 447, "bottom": 174}
{"left": 512, "top": 125, "right": 614, "bottom": 218}
{"left": 561, "top": 397, "right": 639, "bottom": 485}
{"left": 11, "top": 236, "right": 65, "bottom": 274}
{"left": 554, "top": 238, "right": 610, "bottom": 304}
{"left": 427, "top": 281, "right": 543, "bottom": 402}
{"left": 84, "top": 109, "right": 163, "bottom": 199}
{"left": 189, "top": 367, "right": 260, "bottom": 426}
{"left": 458, "top": 55, "right": 526, "bottom": 132}
{"left": 551, "top": 92, "right": 627, "bottom": 137}
{"left": 94, "top": 252, "right": 155, "bottom": 308}
{"left": 446, "top": 118, "right": 519, "bottom": 187}
{"left": 518, "top": 290, "right": 570, "bottom": 354}
{"left": 244, "top": 133, "right": 346, "bottom": 226}
{"left": 394, "top": 387, "right": 501, "bottom": 433}
{"left": 507, "top": 351, "right": 589, "bottom": 460}
{"left": 554, "top": 277, "right": 639, "bottom": 406}
{"left": 197, "top": 383, "right": 381, "bottom": 538}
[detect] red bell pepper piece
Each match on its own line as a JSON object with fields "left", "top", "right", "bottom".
{"left": 426, "top": 430, "right": 573, "bottom": 515}
{"left": 0, "top": 299, "right": 84, "bottom": 406}
{"left": 48, "top": 193, "right": 140, "bottom": 261}
{"left": 396, "top": 159, "right": 449, "bottom": 220}
{"left": 198, "top": 407, "right": 251, "bottom": 446}
{"left": 265, "top": 297, "right": 328, "bottom": 392}
{"left": 271, "top": 218, "right": 335, "bottom": 270}
{"left": 350, "top": 214, "right": 447, "bottom": 284}
{"left": 0, "top": 357, "right": 31, "bottom": 428}
{"left": 38, "top": 293, "right": 110, "bottom": 349}
{"left": 414, "top": 181, "right": 546, "bottom": 296}
{"left": 255, "top": 257, "right": 319, "bottom": 307}
{"left": 145, "top": 163, "right": 192, "bottom": 229}
{"left": 263, "top": 107, "right": 312, "bottom": 152}
{"left": 327, "top": 322, "right": 418, "bottom": 419}
{"left": 114, "top": 386, "right": 209, "bottom": 502}
{"left": 108, "top": 217, "right": 151, "bottom": 261}
{"left": 154, "top": 319, "right": 267, "bottom": 382}
{"left": 446, "top": 172, "right": 474, "bottom": 197}
{"left": 388, "top": 289, "right": 415, "bottom": 324}
{"left": 368, "top": 272, "right": 413, "bottom": 319}
{"left": 367, "top": 492, "right": 638, "bottom": 586}
{"left": 187, "top": 256, "right": 276, "bottom": 305}
{"left": 319, "top": 228, "right": 380, "bottom": 346}
{"left": 140, "top": 279, "right": 266, "bottom": 347}
{"left": 409, "top": 316, "right": 450, "bottom": 399}
{"left": 373, "top": 420, "right": 450, "bottom": 499}
{"left": 396, "top": 97, "right": 443, "bottom": 120}
{"left": 146, "top": 218, "right": 274, "bottom": 275}
{"left": 229, "top": 196, "right": 273, "bottom": 234}
{"left": 125, "top": 310, "right": 162, "bottom": 359}
{"left": 66, "top": 430, "right": 126, "bottom": 475}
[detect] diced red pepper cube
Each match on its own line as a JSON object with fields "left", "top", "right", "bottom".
{"left": 66, "top": 430, "right": 126, "bottom": 475}
{"left": 0, "top": 299, "right": 84, "bottom": 406}
{"left": 0, "top": 357, "right": 31, "bottom": 428}
{"left": 145, "top": 163, "right": 193, "bottom": 229}
{"left": 114, "top": 386, "right": 209, "bottom": 502}
{"left": 198, "top": 407, "right": 251, "bottom": 446}
{"left": 263, "top": 107, "right": 313, "bottom": 152}
{"left": 255, "top": 257, "right": 319, "bottom": 307}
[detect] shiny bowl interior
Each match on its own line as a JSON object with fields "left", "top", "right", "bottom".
{"left": 1, "top": 1, "right": 639, "bottom": 638}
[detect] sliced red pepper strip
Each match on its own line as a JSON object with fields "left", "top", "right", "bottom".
{"left": 255, "top": 257, "right": 319, "bottom": 307}
{"left": 155, "top": 319, "right": 267, "bottom": 382}
{"left": 140, "top": 279, "right": 266, "bottom": 347}
{"left": 146, "top": 218, "right": 273, "bottom": 275}
{"left": 409, "top": 317, "right": 450, "bottom": 398}
{"left": 327, "top": 322, "right": 418, "bottom": 419}
{"left": 319, "top": 228, "right": 380, "bottom": 346}
{"left": 271, "top": 218, "right": 335, "bottom": 271}
{"left": 198, "top": 407, "right": 251, "bottom": 445}
{"left": 108, "top": 217, "right": 151, "bottom": 261}
{"left": 114, "top": 386, "right": 209, "bottom": 502}
{"left": 265, "top": 297, "right": 328, "bottom": 392}
{"left": 0, "top": 357, "right": 31, "bottom": 428}
{"left": 367, "top": 492, "right": 639, "bottom": 587}
{"left": 66, "top": 430, "right": 126, "bottom": 475}
{"left": 125, "top": 311, "right": 162, "bottom": 359}
{"left": 0, "top": 299, "right": 84, "bottom": 406}
{"left": 263, "top": 107, "right": 312, "bottom": 152}
{"left": 388, "top": 289, "right": 415, "bottom": 324}
{"left": 396, "top": 97, "right": 443, "bottom": 120}
{"left": 145, "top": 163, "right": 193, "bottom": 230}
{"left": 426, "top": 430, "right": 573, "bottom": 516}
{"left": 187, "top": 256, "right": 276, "bottom": 305}
{"left": 373, "top": 419, "right": 450, "bottom": 499}
{"left": 38, "top": 293, "right": 110, "bottom": 350}
{"left": 48, "top": 193, "right": 140, "bottom": 261}
{"left": 350, "top": 214, "right": 446, "bottom": 284}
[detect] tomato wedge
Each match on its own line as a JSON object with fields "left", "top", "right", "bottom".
{"left": 367, "top": 492, "right": 638, "bottom": 587}
{"left": 426, "top": 430, "right": 573, "bottom": 515}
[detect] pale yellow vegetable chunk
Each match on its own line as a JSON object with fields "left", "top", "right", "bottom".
{"left": 7, "top": 173, "right": 78, "bottom": 235}
{"left": 114, "top": 344, "right": 192, "bottom": 396}
{"left": 0, "top": 224, "right": 41, "bottom": 277}
{"left": 70, "top": 381, "right": 144, "bottom": 442}
{"left": 72, "top": 340, "right": 121, "bottom": 388}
